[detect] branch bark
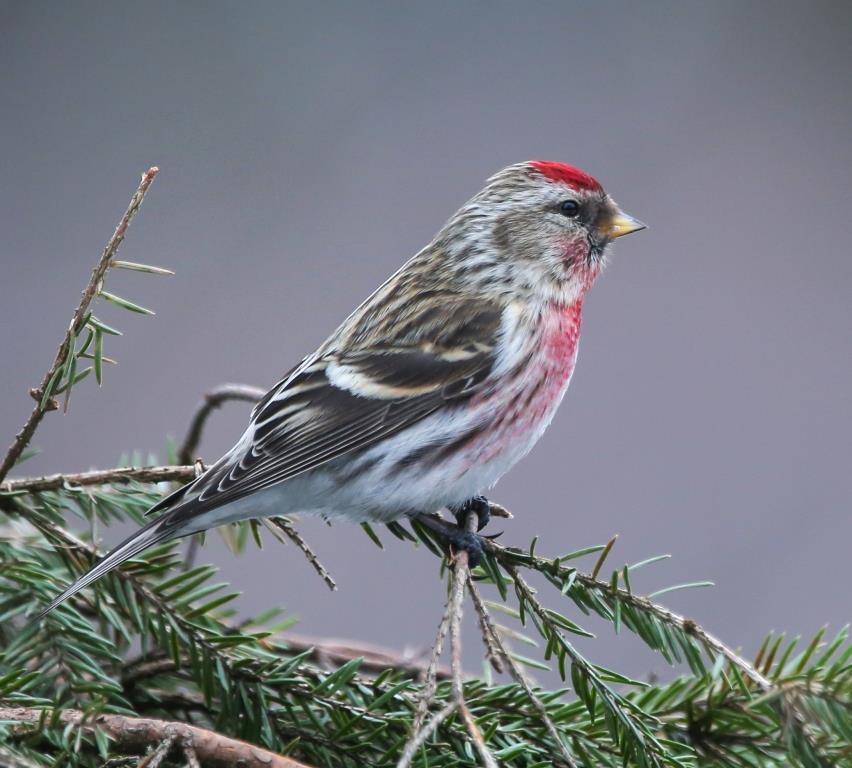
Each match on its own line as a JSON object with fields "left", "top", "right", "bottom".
{"left": 0, "top": 706, "right": 314, "bottom": 768}
{"left": 0, "top": 167, "right": 159, "bottom": 484}
{"left": 0, "top": 465, "right": 196, "bottom": 494}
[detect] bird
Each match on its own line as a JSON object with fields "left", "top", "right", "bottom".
{"left": 39, "top": 160, "right": 645, "bottom": 616}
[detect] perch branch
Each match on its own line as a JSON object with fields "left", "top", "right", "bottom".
{"left": 398, "top": 510, "right": 497, "bottom": 768}
{"left": 2, "top": 459, "right": 774, "bottom": 697}
{"left": 0, "top": 167, "right": 159, "bottom": 484}
{"left": 2, "top": 461, "right": 774, "bottom": 695}
{"left": 449, "top": 517, "right": 497, "bottom": 768}
{"left": 0, "top": 706, "right": 313, "bottom": 768}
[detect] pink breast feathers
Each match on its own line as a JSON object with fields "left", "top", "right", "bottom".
{"left": 475, "top": 301, "right": 584, "bottom": 465}
{"left": 523, "top": 301, "right": 583, "bottom": 422}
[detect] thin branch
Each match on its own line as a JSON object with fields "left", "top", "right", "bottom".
{"left": 0, "top": 706, "right": 314, "bottom": 768}
{"left": 177, "top": 383, "right": 265, "bottom": 465}
{"left": 409, "top": 591, "right": 453, "bottom": 735}
{"left": 122, "top": 633, "right": 449, "bottom": 689}
{"left": 469, "top": 579, "right": 504, "bottom": 675}
{"left": 280, "top": 631, "right": 449, "bottom": 678}
{"left": 449, "top": 513, "right": 497, "bottom": 768}
{"left": 0, "top": 465, "right": 196, "bottom": 494}
{"left": 395, "top": 701, "right": 458, "bottom": 768}
{"left": 136, "top": 735, "right": 175, "bottom": 768}
{"left": 263, "top": 517, "right": 337, "bottom": 591}
{"left": 1, "top": 464, "right": 339, "bottom": 599}
{"left": 0, "top": 167, "right": 160, "bottom": 484}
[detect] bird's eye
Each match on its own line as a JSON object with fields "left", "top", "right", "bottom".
{"left": 559, "top": 199, "right": 580, "bottom": 217}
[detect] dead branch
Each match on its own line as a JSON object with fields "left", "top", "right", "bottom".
{"left": 0, "top": 465, "right": 196, "bottom": 494}
{"left": 177, "top": 383, "right": 265, "bottom": 465}
{"left": 263, "top": 517, "right": 337, "bottom": 591}
{"left": 0, "top": 706, "right": 314, "bottom": 768}
{"left": 0, "top": 167, "right": 159, "bottom": 484}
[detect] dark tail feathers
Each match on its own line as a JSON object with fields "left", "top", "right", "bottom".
{"left": 35, "top": 513, "right": 178, "bottom": 620}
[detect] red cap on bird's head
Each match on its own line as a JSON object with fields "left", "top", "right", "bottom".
{"left": 529, "top": 160, "right": 602, "bottom": 193}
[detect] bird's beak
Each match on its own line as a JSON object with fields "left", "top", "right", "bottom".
{"left": 603, "top": 210, "right": 646, "bottom": 239}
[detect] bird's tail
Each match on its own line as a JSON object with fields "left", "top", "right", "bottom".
{"left": 35, "top": 513, "right": 180, "bottom": 619}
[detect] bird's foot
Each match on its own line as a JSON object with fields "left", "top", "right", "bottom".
{"left": 448, "top": 529, "right": 485, "bottom": 568}
{"left": 415, "top": 497, "right": 512, "bottom": 568}
{"left": 414, "top": 513, "right": 486, "bottom": 568}
{"left": 450, "top": 495, "right": 492, "bottom": 532}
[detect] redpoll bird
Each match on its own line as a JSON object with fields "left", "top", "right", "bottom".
{"left": 40, "top": 160, "right": 644, "bottom": 615}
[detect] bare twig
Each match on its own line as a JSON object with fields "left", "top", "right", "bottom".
{"left": 136, "top": 735, "right": 175, "bottom": 768}
{"left": 449, "top": 514, "right": 497, "bottom": 768}
{"left": 0, "top": 167, "right": 160, "bottom": 484}
{"left": 395, "top": 701, "right": 458, "bottom": 768}
{"left": 468, "top": 579, "right": 578, "bottom": 767}
{"left": 279, "top": 632, "right": 449, "bottom": 678}
{"left": 0, "top": 465, "right": 196, "bottom": 494}
{"left": 177, "top": 383, "right": 265, "bottom": 465}
{"left": 409, "top": 593, "right": 454, "bottom": 735}
{"left": 0, "top": 706, "right": 314, "bottom": 768}
{"left": 469, "top": 580, "right": 504, "bottom": 675}
{"left": 263, "top": 517, "right": 337, "bottom": 591}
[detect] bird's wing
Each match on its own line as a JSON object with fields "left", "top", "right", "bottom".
{"left": 38, "top": 298, "right": 505, "bottom": 617}
{"left": 163, "top": 301, "right": 504, "bottom": 525}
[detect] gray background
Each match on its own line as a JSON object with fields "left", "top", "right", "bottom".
{"left": 1, "top": 1, "right": 850, "bottom": 679}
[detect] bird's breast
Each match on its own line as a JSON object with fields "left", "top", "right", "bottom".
{"left": 454, "top": 300, "right": 584, "bottom": 473}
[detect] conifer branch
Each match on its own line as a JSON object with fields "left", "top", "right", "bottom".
{"left": 480, "top": 535, "right": 774, "bottom": 691}
{"left": 0, "top": 167, "right": 160, "bottom": 484}
{"left": 468, "top": 579, "right": 579, "bottom": 767}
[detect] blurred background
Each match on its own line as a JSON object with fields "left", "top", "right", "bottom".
{"left": 1, "top": 1, "right": 850, "bottom": 680}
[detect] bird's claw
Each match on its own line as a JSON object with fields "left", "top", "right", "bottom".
{"left": 448, "top": 530, "right": 484, "bottom": 568}
{"left": 451, "top": 495, "right": 492, "bottom": 532}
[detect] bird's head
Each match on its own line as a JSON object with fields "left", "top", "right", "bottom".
{"left": 439, "top": 160, "right": 645, "bottom": 306}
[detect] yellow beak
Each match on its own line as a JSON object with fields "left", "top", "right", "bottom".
{"left": 606, "top": 210, "right": 646, "bottom": 239}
